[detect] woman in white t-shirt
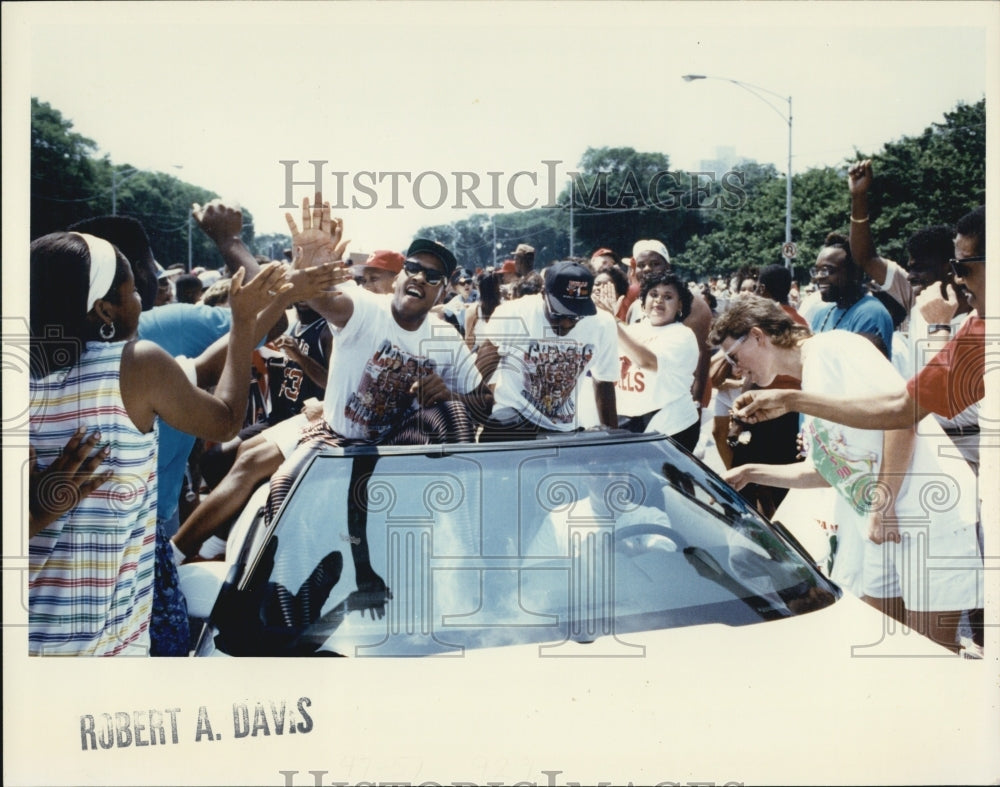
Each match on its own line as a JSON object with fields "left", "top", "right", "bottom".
{"left": 594, "top": 271, "right": 700, "bottom": 451}
{"left": 712, "top": 295, "right": 980, "bottom": 652}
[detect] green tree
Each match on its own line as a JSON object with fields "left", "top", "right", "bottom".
{"left": 251, "top": 233, "right": 292, "bottom": 261}
{"left": 673, "top": 161, "right": 785, "bottom": 275}
{"left": 379, "top": 99, "right": 987, "bottom": 284}
{"left": 31, "top": 98, "right": 103, "bottom": 237}
{"left": 31, "top": 97, "right": 267, "bottom": 270}
{"left": 856, "top": 98, "right": 985, "bottom": 263}
{"left": 675, "top": 98, "right": 985, "bottom": 279}
{"left": 95, "top": 165, "right": 222, "bottom": 270}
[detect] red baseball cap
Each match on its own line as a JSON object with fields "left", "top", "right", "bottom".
{"left": 362, "top": 249, "right": 405, "bottom": 274}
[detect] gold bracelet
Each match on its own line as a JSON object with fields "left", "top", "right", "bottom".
{"left": 850, "top": 215, "right": 869, "bottom": 224}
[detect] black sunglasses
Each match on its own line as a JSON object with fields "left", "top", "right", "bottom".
{"left": 543, "top": 297, "right": 582, "bottom": 325}
{"left": 403, "top": 259, "right": 446, "bottom": 285}
{"left": 948, "top": 256, "right": 986, "bottom": 279}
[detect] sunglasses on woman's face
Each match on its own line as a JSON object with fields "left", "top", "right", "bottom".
{"left": 722, "top": 333, "right": 749, "bottom": 367}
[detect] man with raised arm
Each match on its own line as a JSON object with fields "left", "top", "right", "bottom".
{"left": 733, "top": 206, "right": 986, "bottom": 432}
{"left": 263, "top": 195, "right": 490, "bottom": 521}
{"left": 847, "top": 159, "right": 980, "bottom": 471}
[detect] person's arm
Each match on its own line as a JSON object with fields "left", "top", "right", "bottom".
{"left": 464, "top": 305, "right": 480, "bottom": 351}
{"left": 411, "top": 373, "right": 494, "bottom": 423}
{"left": 475, "top": 339, "right": 501, "bottom": 384}
{"left": 593, "top": 380, "right": 618, "bottom": 429}
{"left": 594, "top": 278, "right": 653, "bottom": 365}
{"left": 285, "top": 194, "right": 354, "bottom": 327}
{"left": 28, "top": 430, "right": 113, "bottom": 537}
{"left": 733, "top": 386, "right": 931, "bottom": 430}
{"left": 192, "top": 199, "right": 262, "bottom": 281}
{"left": 709, "top": 351, "right": 744, "bottom": 392}
{"left": 682, "top": 294, "right": 713, "bottom": 405}
{"left": 723, "top": 459, "right": 827, "bottom": 491}
{"left": 273, "top": 331, "right": 330, "bottom": 391}
{"left": 914, "top": 282, "right": 962, "bottom": 360}
{"left": 848, "top": 160, "right": 889, "bottom": 286}
{"left": 123, "top": 264, "right": 292, "bottom": 442}
{"left": 187, "top": 261, "right": 341, "bottom": 388}
{"left": 614, "top": 321, "right": 657, "bottom": 369}
{"left": 866, "top": 426, "right": 914, "bottom": 545}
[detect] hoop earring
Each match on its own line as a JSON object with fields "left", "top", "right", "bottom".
{"left": 99, "top": 321, "right": 116, "bottom": 340}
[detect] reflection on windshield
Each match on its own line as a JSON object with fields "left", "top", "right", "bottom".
{"left": 209, "top": 438, "right": 838, "bottom": 656}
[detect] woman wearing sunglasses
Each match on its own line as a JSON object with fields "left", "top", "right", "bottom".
{"left": 715, "top": 294, "right": 980, "bottom": 652}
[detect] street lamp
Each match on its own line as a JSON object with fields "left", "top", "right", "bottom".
{"left": 682, "top": 74, "right": 794, "bottom": 267}
{"left": 110, "top": 166, "right": 140, "bottom": 215}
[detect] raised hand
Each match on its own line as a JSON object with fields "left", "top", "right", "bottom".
{"left": 285, "top": 261, "right": 353, "bottom": 300}
{"left": 285, "top": 193, "right": 350, "bottom": 270}
{"left": 847, "top": 159, "right": 874, "bottom": 196}
{"left": 592, "top": 278, "right": 622, "bottom": 315}
{"left": 228, "top": 262, "right": 292, "bottom": 324}
{"left": 192, "top": 199, "right": 244, "bottom": 247}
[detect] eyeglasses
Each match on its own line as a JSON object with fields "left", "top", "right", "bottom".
{"left": 543, "top": 298, "right": 582, "bottom": 326}
{"left": 948, "top": 256, "right": 986, "bottom": 279}
{"left": 809, "top": 266, "right": 838, "bottom": 280}
{"left": 403, "top": 259, "right": 446, "bottom": 285}
{"left": 721, "top": 334, "right": 749, "bottom": 367}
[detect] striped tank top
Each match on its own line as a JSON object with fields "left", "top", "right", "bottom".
{"left": 29, "top": 341, "right": 158, "bottom": 656}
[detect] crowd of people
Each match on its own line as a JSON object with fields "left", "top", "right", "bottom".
{"left": 27, "top": 160, "right": 987, "bottom": 657}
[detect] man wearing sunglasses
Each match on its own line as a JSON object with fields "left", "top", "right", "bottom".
{"left": 282, "top": 196, "right": 489, "bottom": 445}
{"left": 734, "top": 206, "right": 987, "bottom": 432}
{"left": 475, "top": 260, "right": 618, "bottom": 441}
{"left": 845, "top": 160, "right": 980, "bottom": 470}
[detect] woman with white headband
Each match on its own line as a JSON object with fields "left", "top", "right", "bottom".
{"left": 27, "top": 231, "right": 290, "bottom": 656}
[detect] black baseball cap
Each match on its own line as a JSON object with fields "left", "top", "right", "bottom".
{"left": 543, "top": 260, "right": 597, "bottom": 317}
{"left": 406, "top": 238, "right": 458, "bottom": 279}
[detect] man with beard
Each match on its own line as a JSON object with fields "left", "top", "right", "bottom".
{"left": 808, "top": 232, "right": 893, "bottom": 357}
{"left": 736, "top": 206, "right": 987, "bottom": 432}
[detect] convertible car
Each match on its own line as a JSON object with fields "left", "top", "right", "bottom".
{"left": 181, "top": 429, "right": 954, "bottom": 658}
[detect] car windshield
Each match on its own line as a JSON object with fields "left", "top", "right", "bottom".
{"left": 205, "top": 434, "right": 838, "bottom": 656}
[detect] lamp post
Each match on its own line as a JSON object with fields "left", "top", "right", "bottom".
{"left": 682, "top": 74, "right": 793, "bottom": 267}
{"left": 111, "top": 167, "right": 140, "bottom": 215}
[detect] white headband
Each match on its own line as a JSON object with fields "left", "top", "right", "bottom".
{"left": 72, "top": 232, "right": 118, "bottom": 313}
